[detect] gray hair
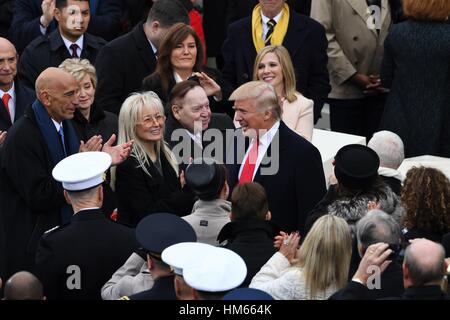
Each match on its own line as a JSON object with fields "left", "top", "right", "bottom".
{"left": 356, "top": 209, "right": 401, "bottom": 248}
{"left": 368, "top": 131, "right": 405, "bottom": 169}
{"left": 229, "top": 81, "right": 282, "bottom": 120}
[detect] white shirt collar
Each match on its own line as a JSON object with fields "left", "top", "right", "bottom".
{"left": 261, "top": 11, "right": 283, "bottom": 25}
{"left": 61, "top": 34, "right": 84, "bottom": 57}
{"left": 186, "top": 130, "right": 203, "bottom": 149}
{"left": 0, "top": 82, "right": 15, "bottom": 101}
{"left": 239, "top": 121, "right": 280, "bottom": 181}
{"left": 148, "top": 40, "right": 158, "bottom": 56}
{"left": 0, "top": 82, "right": 16, "bottom": 122}
{"left": 51, "top": 119, "right": 63, "bottom": 132}
{"left": 173, "top": 71, "right": 195, "bottom": 83}
{"left": 261, "top": 11, "right": 283, "bottom": 40}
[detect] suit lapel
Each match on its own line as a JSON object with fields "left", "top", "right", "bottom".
{"left": 254, "top": 123, "right": 286, "bottom": 183}
{"left": 346, "top": 0, "right": 378, "bottom": 37}
{"left": 133, "top": 24, "right": 157, "bottom": 71}
{"left": 241, "top": 19, "right": 258, "bottom": 78}
{"left": 0, "top": 97, "right": 12, "bottom": 127}
{"left": 14, "top": 86, "right": 25, "bottom": 123}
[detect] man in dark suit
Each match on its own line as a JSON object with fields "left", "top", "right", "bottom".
{"left": 11, "top": 0, "right": 123, "bottom": 53}
{"left": 227, "top": 81, "right": 326, "bottom": 234}
{"left": 95, "top": 0, "right": 189, "bottom": 116}
{"left": 165, "top": 80, "right": 234, "bottom": 168}
{"left": 0, "top": 67, "right": 132, "bottom": 281}
{"left": 34, "top": 151, "right": 137, "bottom": 299}
{"left": 18, "top": 0, "right": 106, "bottom": 90}
{"left": 222, "top": 0, "right": 330, "bottom": 123}
{"left": 0, "top": 38, "right": 35, "bottom": 134}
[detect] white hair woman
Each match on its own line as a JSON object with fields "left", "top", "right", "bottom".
{"left": 59, "top": 58, "right": 118, "bottom": 143}
{"left": 112, "top": 92, "right": 194, "bottom": 226}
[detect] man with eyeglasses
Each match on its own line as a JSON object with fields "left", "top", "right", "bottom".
{"left": 165, "top": 80, "right": 234, "bottom": 169}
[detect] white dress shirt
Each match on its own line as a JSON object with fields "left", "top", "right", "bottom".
{"left": 0, "top": 82, "right": 16, "bottom": 123}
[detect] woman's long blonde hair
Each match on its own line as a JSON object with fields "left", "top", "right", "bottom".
{"left": 295, "top": 215, "right": 352, "bottom": 298}
{"left": 111, "top": 92, "right": 179, "bottom": 189}
{"left": 253, "top": 45, "right": 298, "bottom": 103}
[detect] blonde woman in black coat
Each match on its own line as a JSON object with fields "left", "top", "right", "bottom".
{"left": 113, "top": 92, "right": 194, "bottom": 227}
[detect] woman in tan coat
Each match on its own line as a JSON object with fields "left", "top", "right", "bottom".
{"left": 252, "top": 45, "right": 313, "bottom": 141}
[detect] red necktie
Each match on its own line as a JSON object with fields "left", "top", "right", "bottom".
{"left": 70, "top": 43, "right": 79, "bottom": 58}
{"left": 2, "top": 93, "right": 11, "bottom": 119}
{"left": 239, "top": 138, "right": 259, "bottom": 184}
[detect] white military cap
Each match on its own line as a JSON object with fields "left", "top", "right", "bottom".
{"left": 182, "top": 247, "right": 247, "bottom": 292}
{"left": 161, "top": 242, "right": 216, "bottom": 276}
{"left": 52, "top": 151, "right": 112, "bottom": 191}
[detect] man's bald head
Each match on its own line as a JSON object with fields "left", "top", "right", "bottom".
{"left": 0, "top": 37, "right": 18, "bottom": 91}
{"left": 35, "top": 67, "right": 76, "bottom": 94}
{"left": 404, "top": 239, "right": 446, "bottom": 287}
{"left": 36, "top": 67, "right": 80, "bottom": 122}
{"left": 4, "top": 271, "right": 44, "bottom": 300}
{"left": 0, "top": 37, "right": 16, "bottom": 54}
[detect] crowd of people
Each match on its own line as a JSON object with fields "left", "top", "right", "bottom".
{"left": 0, "top": 0, "right": 449, "bottom": 301}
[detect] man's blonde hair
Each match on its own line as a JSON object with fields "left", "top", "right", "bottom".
{"left": 229, "top": 81, "right": 282, "bottom": 120}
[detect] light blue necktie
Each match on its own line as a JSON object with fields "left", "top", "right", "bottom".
{"left": 58, "top": 127, "right": 67, "bottom": 157}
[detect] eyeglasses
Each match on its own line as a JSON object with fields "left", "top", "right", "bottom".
{"left": 138, "top": 114, "right": 166, "bottom": 126}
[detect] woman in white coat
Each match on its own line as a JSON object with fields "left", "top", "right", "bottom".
{"left": 252, "top": 45, "right": 314, "bottom": 141}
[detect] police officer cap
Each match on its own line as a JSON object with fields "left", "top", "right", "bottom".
{"left": 223, "top": 288, "right": 274, "bottom": 300}
{"left": 185, "top": 161, "right": 225, "bottom": 200}
{"left": 162, "top": 242, "right": 216, "bottom": 276}
{"left": 135, "top": 213, "right": 197, "bottom": 259}
{"left": 183, "top": 247, "right": 247, "bottom": 292}
{"left": 334, "top": 144, "right": 380, "bottom": 190}
{"left": 52, "top": 151, "right": 111, "bottom": 191}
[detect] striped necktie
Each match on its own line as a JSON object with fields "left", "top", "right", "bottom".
{"left": 265, "top": 19, "right": 277, "bottom": 46}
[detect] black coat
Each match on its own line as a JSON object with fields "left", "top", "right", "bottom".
{"left": 0, "top": 81, "right": 35, "bottom": 131}
{"left": 0, "top": 106, "right": 73, "bottom": 278}
{"left": 115, "top": 152, "right": 194, "bottom": 227}
{"left": 380, "top": 20, "right": 450, "bottom": 157}
{"left": 329, "top": 261, "right": 404, "bottom": 300}
{"left": 128, "top": 275, "right": 176, "bottom": 300}
{"left": 227, "top": 122, "right": 326, "bottom": 234}
{"left": 34, "top": 209, "right": 137, "bottom": 300}
{"left": 217, "top": 219, "right": 279, "bottom": 287}
{"left": 141, "top": 66, "right": 234, "bottom": 116}
{"left": 0, "top": 0, "right": 13, "bottom": 39}
{"left": 164, "top": 112, "right": 235, "bottom": 169}
{"left": 10, "top": 0, "right": 123, "bottom": 53}
{"left": 222, "top": 11, "right": 330, "bottom": 123}
{"left": 18, "top": 30, "right": 106, "bottom": 90}
{"left": 95, "top": 23, "right": 157, "bottom": 115}
{"left": 71, "top": 102, "right": 118, "bottom": 217}
{"left": 71, "top": 102, "right": 118, "bottom": 144}
{"left": 0, "top": 105, "right": 116, "bottom": 279}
